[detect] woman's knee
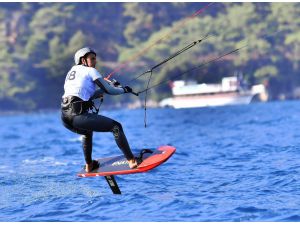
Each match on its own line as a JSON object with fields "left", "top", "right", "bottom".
{"left": 112, "top": 121, "right": 123, "bottom": 139}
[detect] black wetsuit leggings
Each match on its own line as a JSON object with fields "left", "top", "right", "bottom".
{"left": 61, "top": 112, "right": 134, "bottom": 164}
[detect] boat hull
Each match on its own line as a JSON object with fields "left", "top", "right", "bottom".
{"left": 159, "top": 92, "right": 254, "bottom": 109}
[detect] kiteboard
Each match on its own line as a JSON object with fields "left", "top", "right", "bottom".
{"left": 77, "top": 145, "right": 175, "bottom": 194}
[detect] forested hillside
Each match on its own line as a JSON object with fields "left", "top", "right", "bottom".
{"left": 1, "top": 2, "right": 300, "bottom": 111}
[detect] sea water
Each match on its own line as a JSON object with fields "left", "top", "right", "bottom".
{"left": 1, "top": 100, "right": 300, "bottom": 221}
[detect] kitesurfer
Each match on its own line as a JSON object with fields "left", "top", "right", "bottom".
{"left": 61, "top": 47, "right": 138, "bottom": 172}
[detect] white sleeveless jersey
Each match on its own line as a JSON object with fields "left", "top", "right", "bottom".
{"left": 63, "top": 65, "right": 123, "bottom": 101}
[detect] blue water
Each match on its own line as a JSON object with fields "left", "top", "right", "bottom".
{"left": 1, "top": 100, "right": 300, "bottom": 221}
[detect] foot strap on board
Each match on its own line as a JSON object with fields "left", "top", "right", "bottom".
{"left": 136, "top": 149, "right": 153, "bottom": 164}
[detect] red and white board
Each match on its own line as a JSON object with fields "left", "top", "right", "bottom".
{"left": 77, "top": 145, "right": 176, "bottom": 178}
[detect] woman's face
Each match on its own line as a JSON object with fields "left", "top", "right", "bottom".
{"left": 83, "top": 53, "right": 97, "bottom": 68}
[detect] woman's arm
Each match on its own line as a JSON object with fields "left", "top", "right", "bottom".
{"left": 94, "top": 78, "right": 125, "bottom": 95}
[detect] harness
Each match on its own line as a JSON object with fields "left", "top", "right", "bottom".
{"left": 61, "top": 96, "right": 97, "bottom": 115}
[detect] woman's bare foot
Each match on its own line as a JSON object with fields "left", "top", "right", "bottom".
{"left": 85, "top": 160, "right": 99, "bottom": 172}
{"left": 85, "top": 163, "right": 93, "bottom": 172}
{"left": 128, "top": 158, "right": 138, "bottom": 169}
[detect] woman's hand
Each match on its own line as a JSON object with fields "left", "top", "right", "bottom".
{"left": 123, "top": 86, "right": 133, "bottom": 93}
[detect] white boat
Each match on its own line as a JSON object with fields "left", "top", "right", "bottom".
{"left": 159, "top": 76, "right": 267, "bottom": 109}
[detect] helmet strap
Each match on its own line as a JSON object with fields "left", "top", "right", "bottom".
{"left": 82, "top": 57, "right": 88, "bottom": 67}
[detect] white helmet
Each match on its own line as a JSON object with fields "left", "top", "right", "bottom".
{"left": 74, "top": 47, "right": 96, "bottom": 65}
